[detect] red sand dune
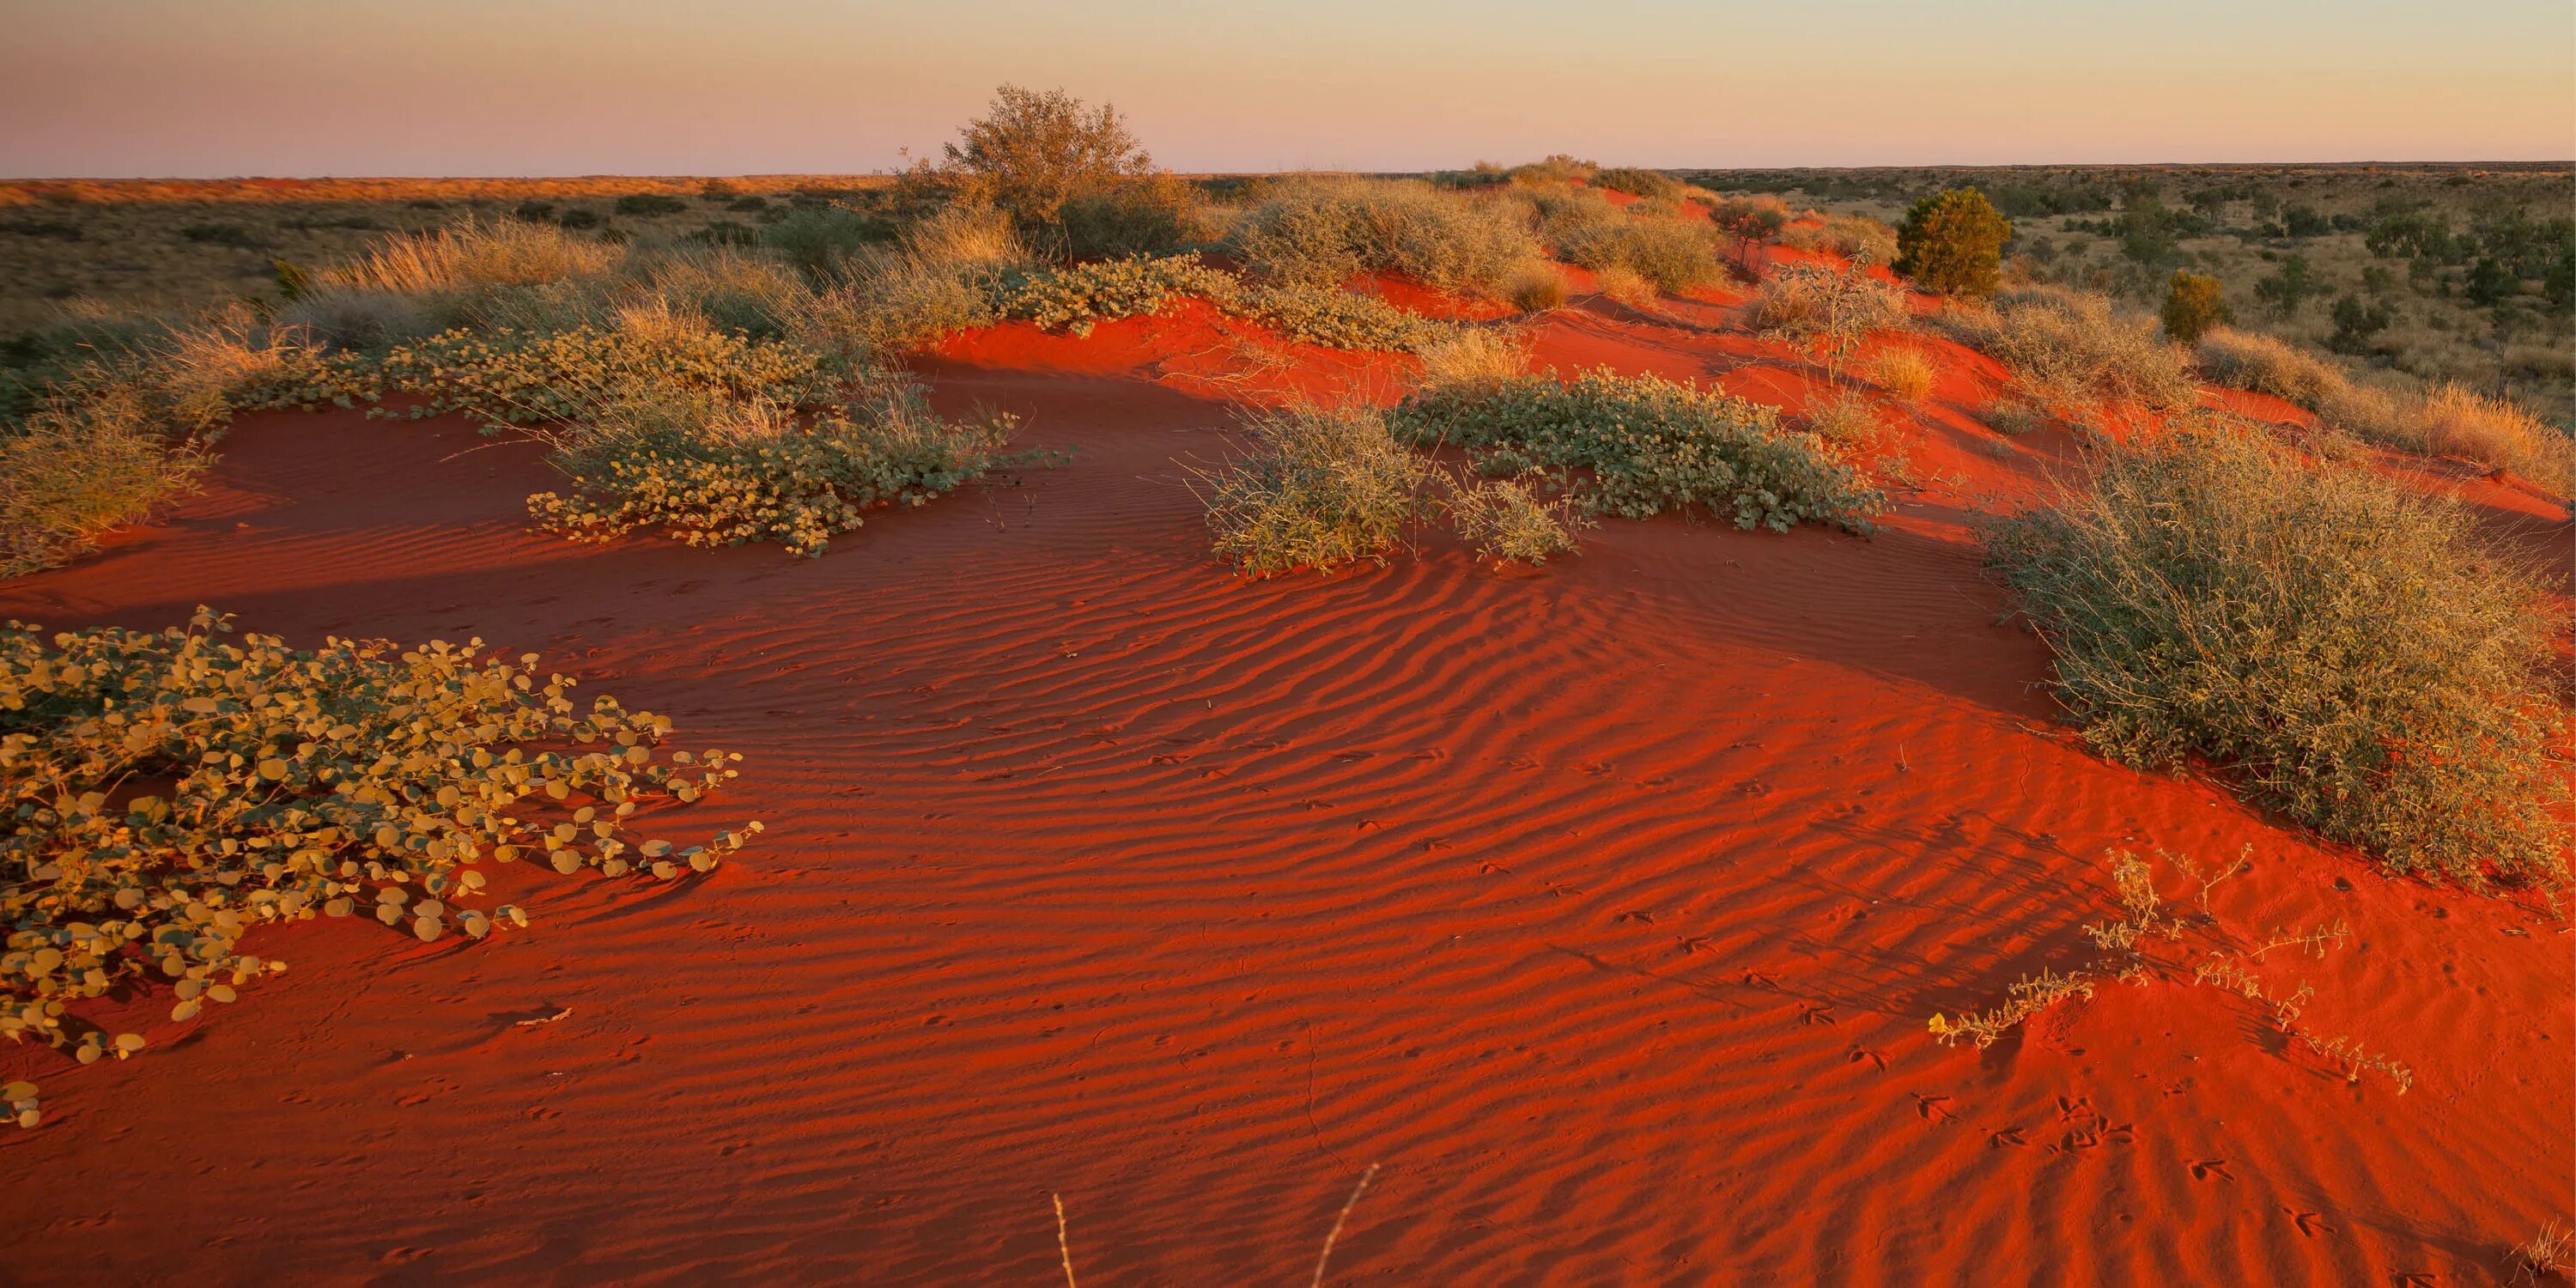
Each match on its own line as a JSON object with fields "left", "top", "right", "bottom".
{"left": 1, "top": 273, "right": 2567, "bottom": 1286}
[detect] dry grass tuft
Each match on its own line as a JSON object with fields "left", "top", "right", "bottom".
{"left": 1412, "top": 328, "right": 1528, "bottom": 394}
{"left": 0, "top": 385, "right": 203, "bottom": 577}
{"left": 2517, "top": 1222, "right": 2576, "bottom": 1284}
{"left": 317, "top": 217, "right": 620, "bottom": 297}
{"left": 2412, "top": 382, "right": 2575, "bottom": 493}
{"left": 1868, "top": 348, "right": 1939, "bottom": 404}
{"left": 1502, "top": 260, "right": 1569, "bottom": 312}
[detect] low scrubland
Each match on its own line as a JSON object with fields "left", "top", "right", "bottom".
{"left": 2195, "top": 326, "right": 2576, "bottom": 492}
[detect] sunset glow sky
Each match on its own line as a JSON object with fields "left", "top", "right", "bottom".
{"left": 4, "top": 0, "right": 2570, "bottom": 177}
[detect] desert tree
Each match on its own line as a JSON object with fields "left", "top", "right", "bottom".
{"left": 2160, "top": 270, "right": 2230, "bottom": 344}
{"left": 910, "top": 85, "right": 1192, "bottom": 258}
{"left": 1894, "top": 188, "right": 2011, "bottom": 296}
{"left": 1709, "top": 194, "right": 1790, "bottom": 272}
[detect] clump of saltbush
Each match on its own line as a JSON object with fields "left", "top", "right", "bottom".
{"left": 0, "top": 608, "right": 761, "bottom": 1124}
{"left": 527, "top": 383, "right": 1019, "bottom": 557}
{"left": 1991, "top": 426, "right": 2568, "bottom": 886}
{"left": 1238, "top": 284, "right": 1446, "bottom": 351}
{"left": 1388, "top": 369, "right": 1886, "bottom": 532}
{"left": 1230, "top": 175, "right": 1540, "bottom": 301}
{"left": 1200, "top": 404, "right": 1427, "bottom": 577}
{"left": 992, "top": 253, "right": 1239, "bottom": 333}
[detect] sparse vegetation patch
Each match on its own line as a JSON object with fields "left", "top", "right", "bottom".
{"left": 2, "top": 608, "right": 760, "bottom": 1125}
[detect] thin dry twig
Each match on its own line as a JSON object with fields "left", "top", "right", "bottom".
{"left": 1051, "top": 1192, "right": 1077, "bottom": 1288}
{"left": 1309, "top": 1162, "right": 1380, "bottom": 1288}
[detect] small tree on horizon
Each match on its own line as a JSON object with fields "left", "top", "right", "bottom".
{"left": 1894, "top": 188, "right": 2011, "bottom": 296}
{"left": 1710, "top": 194, "right": 1789, "bottom": 272}
{"left": 910, "top": 85, "right": 1170, "bottom": 256}
{"left": 2160, "top": 270, "right": 2230, "bottom": 343}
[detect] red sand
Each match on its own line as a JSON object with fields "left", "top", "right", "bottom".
{"left": 1, "top": 275, "right": 2567, "bottom": 1286}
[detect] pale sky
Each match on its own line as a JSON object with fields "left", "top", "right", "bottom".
{"left": 3, "top": 0, "right": 2569, "bottom": 177}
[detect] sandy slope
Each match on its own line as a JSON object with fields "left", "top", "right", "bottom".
{"left": 0, "top": 276, "right": 2567, "bottom": 1286}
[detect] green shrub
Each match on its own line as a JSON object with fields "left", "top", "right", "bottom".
{"left": 0, "top": 607, "right": 759, "bottom": 1120}
{"left": 1388, "top": 369, "right": 1886, "bottom": 531}
{"left": 992, "top": 253, "right": 1239, "bottom": 333}
{"left": 527, "top": 385, "right": 1019, "bottom": 556}
{"left": 1991, "top": 427, "right": 2567, "bottom": 885}
{"left": 2160, "top": 270, "right": 2230, "bottom": 343}
{"left": 1057, "top": 172, "right": 1208, "bottom": 260}
{"left": 347, "top": 316, "right": 836, "bottom": 432}
{"left": 1201, "top": 404, "right": 1425, "bottom": 576}
{"left": 1, "top": 386, "right": 203, "bottom": 578}
{"left": 1896, "top": 188, "right": 2012, "bottom": 295}
{"left": 1238, "top": 284, "right": 1443, "bottom": 351}
{"left": 762, "top": 205, "right": 888, "bottom": 282}
{"left": 1231, "top": 175, "right": 1540, "bottom": 300}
